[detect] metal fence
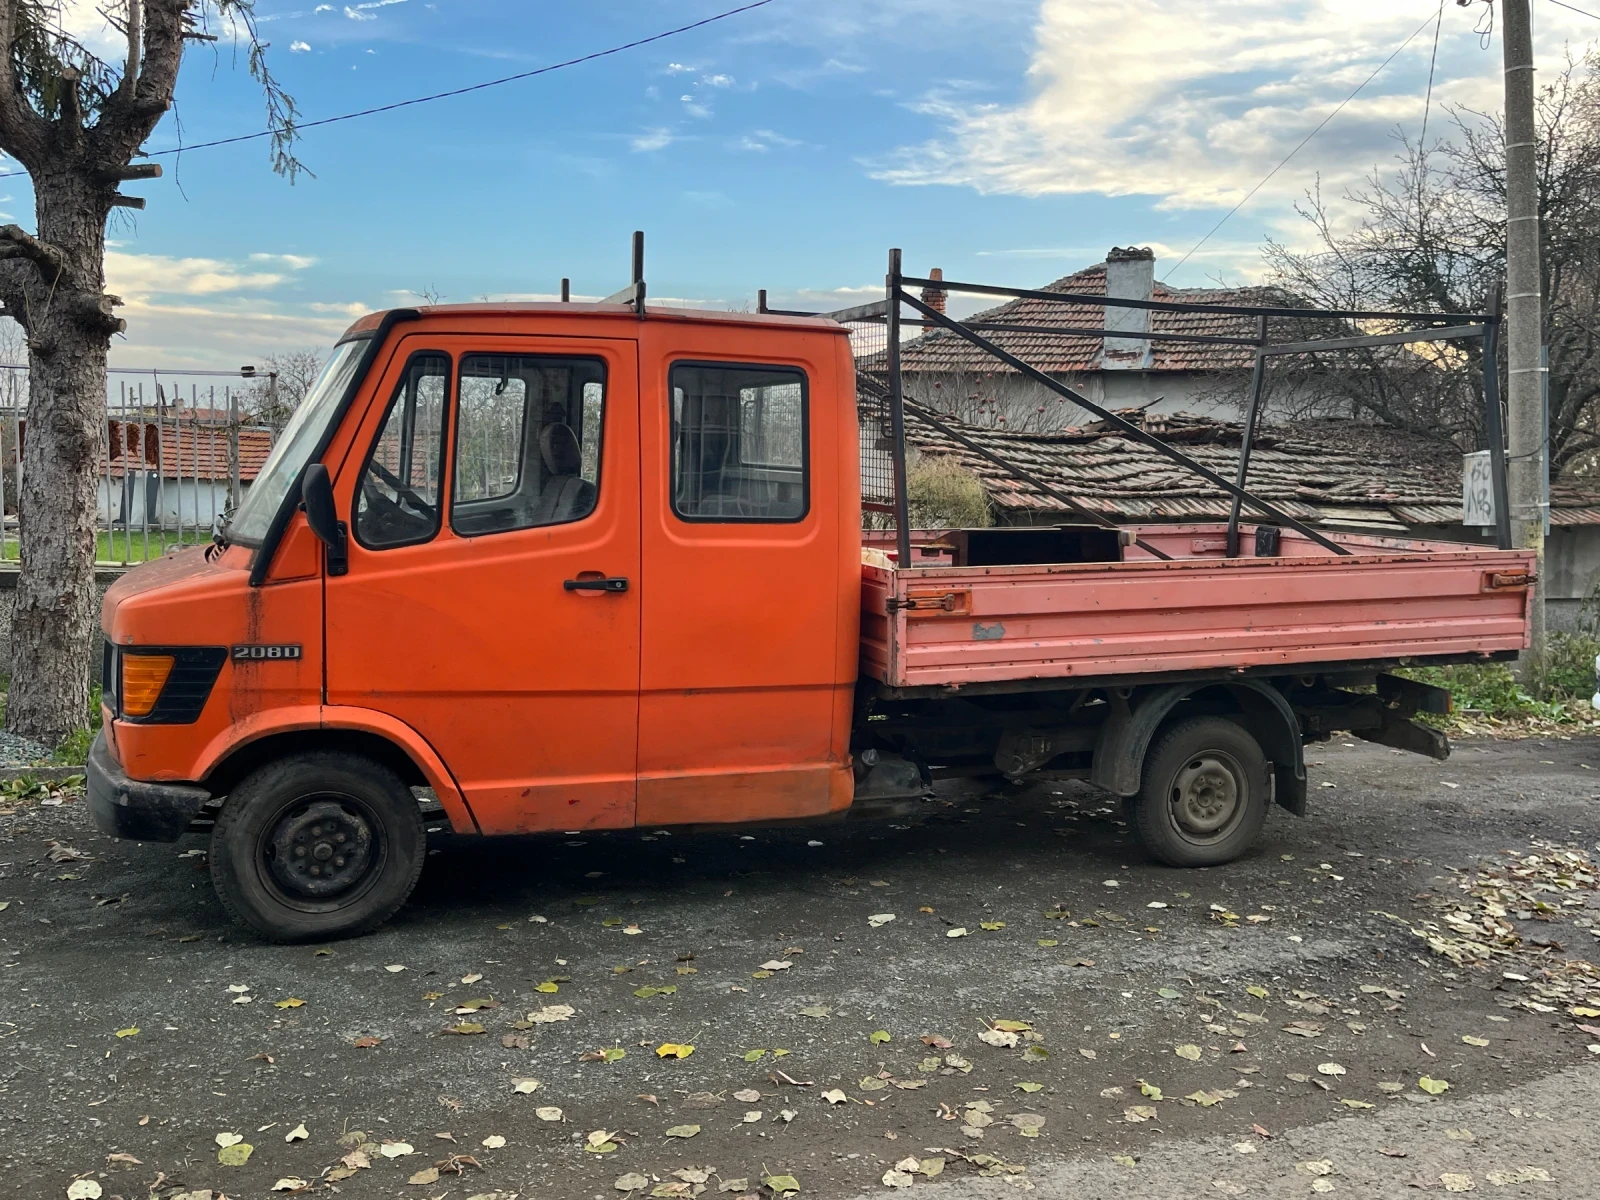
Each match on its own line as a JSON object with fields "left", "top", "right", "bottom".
{"left": 0, "top": 367, "right": 284, "bottom": 567}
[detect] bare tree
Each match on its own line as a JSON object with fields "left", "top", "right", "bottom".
{"left": 0, "top": 2, "right": 297, "bottom": 743}
{"left": 246, "top": 348, "right": 321, "bottom": 430}
{"left": 1263, "top": 51, "right": 1600, "bottom": 470}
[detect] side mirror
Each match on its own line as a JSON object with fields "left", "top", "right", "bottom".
{"left": 300, "top": 464, "right": 348, "bottom": 577}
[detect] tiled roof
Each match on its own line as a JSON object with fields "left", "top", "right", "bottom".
{"left": 905, "top": 409, "right": 1600, "bottom": 528}
{"left": 104, "top": 420, "right": 275, "bottom": 483}
{"left": 882, "top": 265, "right": 1291, "bottom": 376}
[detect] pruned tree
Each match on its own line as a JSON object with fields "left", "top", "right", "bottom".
{"left": 0, "top": 2, "right": 297, "bottom": 743}
{"left": 1263, "top": 50, "right": 1600, "bottom": 470}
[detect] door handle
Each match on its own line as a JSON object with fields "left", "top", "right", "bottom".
{"left": 563, "top": 576, "right": 629, "bottom": 593}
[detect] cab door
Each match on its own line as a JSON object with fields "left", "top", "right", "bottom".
{"left": 323, "top": 332, "right": 641, "bottom": 834}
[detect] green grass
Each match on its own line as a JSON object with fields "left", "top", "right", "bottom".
{"left": 51, "top": 682, "right": 102, "bottom": 764}
{"left": 1400, "top": 631, "right": 1600, "bottom": 723}
{"left": 0, "top": 528, "right": 210, "bottom": 565}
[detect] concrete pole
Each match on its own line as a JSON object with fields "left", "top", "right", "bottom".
{"left": 1502, "top": 0, "right": 1546, "bottom": 678}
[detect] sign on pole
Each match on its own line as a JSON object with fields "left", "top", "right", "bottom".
{"left": 1463, "top": 451, "right": 1495, "bottom": 527}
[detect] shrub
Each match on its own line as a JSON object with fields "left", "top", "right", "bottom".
{"left": 907, "top": 454, "right": 991, "bottom": 529}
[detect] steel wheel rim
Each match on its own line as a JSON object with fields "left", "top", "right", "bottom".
{"left": 1165, "top": 749, "right": 1247, "bottom": 846}
{"left": 257, "top": 791, "right": 388, "bottom": 913}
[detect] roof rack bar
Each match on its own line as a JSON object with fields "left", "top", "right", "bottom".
{"left": 1260, "top": 324, "right": 1488, "bottom": 357}
{"left": 901, "top": 396, "right": 1173, "bottom": 562}
{"left": 601, "top": 230, "right": 647, "bottom": 316}
{"left": 897, "top": 286, "right": 1352, "bottom": 556}
{"left": 898, "top": 274, "right": 1489, "bottom": 325}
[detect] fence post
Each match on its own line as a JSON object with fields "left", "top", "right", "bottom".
{"left": 228, "top": 383, "right": 241, "bottom": 516}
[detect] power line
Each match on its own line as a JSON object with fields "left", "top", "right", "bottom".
{"left": 1162, "top": 11, "right": 1441, "bottom": 283}
{"left": 1547, "top": 0, "right": 1600, "bottom": 19}
{"left": 0, "top": 0, "right": 777, "bottom": 179}
{"left": 1419, "top": 0, "right": 1446, "bottom": 152}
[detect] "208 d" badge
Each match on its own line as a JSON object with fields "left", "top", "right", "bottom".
{"left": 231, "top": 644, "right": 303, "bottom": 661}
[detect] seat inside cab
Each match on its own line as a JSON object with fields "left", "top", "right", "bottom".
{"left": 452, "top": 354, "right": 606, "bottom": 536}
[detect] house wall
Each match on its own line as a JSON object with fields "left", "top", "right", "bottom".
{"left": 902, "top": 369, "right": 1344, "bottom": 427}
{"left": 97, "top": 476, "right": 248, "bottom": 532}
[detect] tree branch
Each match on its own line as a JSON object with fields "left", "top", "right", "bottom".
{"left": 0, "top": 223, "right": 64, "bottom": 272}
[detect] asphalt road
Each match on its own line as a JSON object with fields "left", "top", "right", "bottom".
{"left": 3, "top": 735, "right": 1600, "bottom": 1200}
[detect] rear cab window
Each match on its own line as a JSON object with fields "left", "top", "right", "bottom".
{"left": 670, "top": 361, "right": 808, "bottom": 522}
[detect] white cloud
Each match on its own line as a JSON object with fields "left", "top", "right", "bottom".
{"left": 107, "top": 252, "right": 289, "bottom": 298}
{"left": 631, "top": 127, "right": 675, "bottom": 152}
{"left": 345, "top": 7, "right": 376, "bottom": 20}
{"left": 736, "top": 128, "right": 802, "bottom": 152}
{"left": 702, "top": 73, "right": 735, "bottom": 88}
{"left": 315, "top": 3, "right": 334, "bottom": 10}
{"left": 665, "top": 62, "right": 696, "bottom": 74}
{"left": 248, "top": 253, "right": 319, "bottom": 270}
{"left": 110, "top": 299, "right": 362, "bottom": 370}
{"left": 871, "top": 0, "right": 1597, "bottom": 220}
{"left": 290, "top": 40, "right": 312, "bottom": 53}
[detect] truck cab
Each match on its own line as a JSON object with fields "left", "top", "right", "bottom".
{"left": 92, "top": 303, "right": 863, "bottom": 940}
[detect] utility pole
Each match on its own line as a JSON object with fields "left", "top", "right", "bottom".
{"left": 1501, "top": 0, "right": 1545, "bottom": 677}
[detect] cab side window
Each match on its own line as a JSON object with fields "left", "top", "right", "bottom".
{"left": 355, "top": 352, "right": 449, "bottom": 549}
{"left": 671, "top": 362, "right": 808, "bottom": 522}
{"left": 451, "top": 354, "right": 606, "bottom": 536}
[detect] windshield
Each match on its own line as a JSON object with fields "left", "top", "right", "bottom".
{"left": 228, "top": 337, "right": 370, "bottom": 546}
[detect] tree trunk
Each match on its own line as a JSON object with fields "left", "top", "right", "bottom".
{"left": 5, "top": 172, "right": 111, "bottom": 746}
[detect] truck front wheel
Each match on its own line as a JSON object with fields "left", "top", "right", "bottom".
{"left": 209, "top": 752, "right": 426, "bottom": 942}
{"left": 1127, "top": 717, "right": 1268, "bottom": 867}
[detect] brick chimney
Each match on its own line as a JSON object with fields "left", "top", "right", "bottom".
{"left": 1097, "top": 246, "right": 1154, "bottom": 370}
{"left": 920, "top": 267, "right": 946, "bottom": 315}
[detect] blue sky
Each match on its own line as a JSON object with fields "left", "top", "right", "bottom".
{"left": 30, "top": 0, "right": 1600, "bottom": 367}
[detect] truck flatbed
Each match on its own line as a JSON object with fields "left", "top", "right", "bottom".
{"left": 862, "top": 523, "right": 1534, "bottom": 691}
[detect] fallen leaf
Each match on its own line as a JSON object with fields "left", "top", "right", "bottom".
{"left": 980, "top": 921, "right": 1005, "bottom": 931}
{"left": 285, "top": 1123, "right": 309, "bottom": 1142}
{"left": 66, "top": 1183, "right": 102, "bottom": 1200}
{"left": 481, "top": 1135, "right": 506, "bottom": 1148}
{"left": 1418, "top": 1076, "right": 1451, "bottom": 1095}
{"left": 759, "top": 960, "right": 792, "bottom": 972}
{"left": 384, "top": 964, "right": 407, "bottom": 973}
{"left": 764, "top": 1175, "right": 801, "bottom": 1195}
{"left": 1124, "top": 1105, "right": 1158, "bottom": 1123}
{"left": 408, "top": 1167, "right": 440, "bottom": 1185}
{"left": 1462, "top": 1035, "right": 1490, "bottom": 1047}
{"left": 883, "top": 1169, "right": 915, "bottom": 1188}
{"left": 114, "top": 1027, "right": 139, "bottom": 1038}
{"left": 536, "top": 1106, "right": 563, "bottom": 1122}
{"left": 353, "top": 1036, "right": 382, "bottom": 1048}
{"left": 218, "top": 1142, "right": 254, "bottom": 1166}
{"left": 978, "top": 1028, "right": 1019, "bottom": 1048}
{"left": 272, "top": 1179, "right": 309, "bottom": 1192}
{"left": 380, "top": 1142, "right": 415, "bottom": 1158}
{"left": 274, "top": 998, "right": 306, "bottom": 1009}
{"left": 1246, "top": 985, "right": 1269, "bottom": 999}
{"left": 656, "top": 1043, "right": 695, "bottom": 1058}
{"left": 921, "top": 1034, "right": 953, "bottom": 1049}
{"left": 1317, "top": 1063, "right": 1346, "bottom": 1077}
{"left": 946, "top": 927, "right": 969, "bottom": 938}
{"left": 445, "top": 1022, "right": 486, "bottom": 1035}
{"left": 527, "top": 1004, "right": 575, "bottom": 1023}
{"left": 1440, "top": 1173, "right": 1475, "bottom": 1192}
{"left": 870, "top": 1030, "right": 891, "bottom": 1044}
{"left": 822, "top": 1089, "right": 847, "bottom": 1104}
{"left": 868, "top": 913, "right": 896, "bottom": 927}
{"left": 1016, "top": 1081, "right": 1044, "bottom": 1093}
{"left": 511, "top": 1078, "right": 540, "bottom": 1094}
{"left": 1175, "top": 1044, "right": 1202, "bottom": 1061}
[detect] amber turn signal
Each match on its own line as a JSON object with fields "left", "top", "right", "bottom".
{"left": 120, "top": 654, "right": 175, "bottom": 717}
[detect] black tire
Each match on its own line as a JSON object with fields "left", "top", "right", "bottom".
{"left": 1127, "top": 716, "right": 1269, "bottom": 868}
{"left": 209, "top": 751, "right": 425, "bottom": 943}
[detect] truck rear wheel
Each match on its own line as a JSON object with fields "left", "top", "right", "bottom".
{"left": 209, "top": 751, "right": 425, "bottom": 943}
{"left": 1127, "top": 716, "right": 1268, "bottom": 867}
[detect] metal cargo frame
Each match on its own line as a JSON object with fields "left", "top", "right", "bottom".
{"left": 763, "top": 251, "right": 1509, "bottom": 569}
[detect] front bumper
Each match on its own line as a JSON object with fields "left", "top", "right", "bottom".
{"left": 88, "top": 730, "right": 211, "bottom": 842}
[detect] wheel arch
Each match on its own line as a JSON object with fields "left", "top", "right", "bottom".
{"left": 1091, "top": 680, "right": 1306, "bottom": 815}
{"left": 198, "top": 711, "right": 479, "bottom": 833}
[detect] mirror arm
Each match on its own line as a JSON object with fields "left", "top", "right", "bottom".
{"left": 300, "top": 463, "right": 349, "bottom": 577}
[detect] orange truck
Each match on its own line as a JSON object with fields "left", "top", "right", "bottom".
{"left": 89, "top": 292, "right": 1535, "bottom": 942}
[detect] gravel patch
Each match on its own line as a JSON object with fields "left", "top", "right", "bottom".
{"left": 0, "top": 727, "right": 52, "bottom": 767}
